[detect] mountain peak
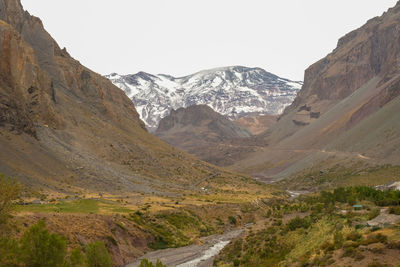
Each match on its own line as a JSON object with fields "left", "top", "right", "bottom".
{"left": 106, "top": 66, "right": 302, "bottom": 131}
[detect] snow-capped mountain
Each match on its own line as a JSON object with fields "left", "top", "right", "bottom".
{"left": 105, "top": 66, "right": 302, "bottom": 131}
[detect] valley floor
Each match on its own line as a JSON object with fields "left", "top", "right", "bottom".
{"left": 127, "top": 229, "right": 243, "bottom": 267}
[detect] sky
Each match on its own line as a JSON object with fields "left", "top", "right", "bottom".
{"left": 21, "top": 0, "right": 398, "bottom": 81}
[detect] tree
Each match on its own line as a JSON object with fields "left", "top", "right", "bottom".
{"left": 69, "top": 246, "right": 86, "bottom": 267}
{"left": 20, "top": 220, "right": 67, "bottom": 267}
{"left": 0, "top": 174, "right": 21, "bottom": 226}
{"left": 0, "top": 174, "right": 21, "bottom": 267}
{"left": 85, "top": 241, "right": 112, "bottom": 267}
{"left": 0, "top": 237, "right": 19, "bottom": 266}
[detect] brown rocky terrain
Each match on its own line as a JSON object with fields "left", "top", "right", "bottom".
{"left": 155, "top": 105, "right": 252, "bottom": 164}
{"left": 0, "top": 0, "right": 249, "bottom": 196}
{"left": 235, "top": 114, "right": 278, "bottom": 135}
{"left": 217, "top": 2, "right": 400, "bottom": 182}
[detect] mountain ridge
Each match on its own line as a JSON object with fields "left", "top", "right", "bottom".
{"left": 0, "top": 0, "right": 250, "bottom": 196}
{"left": 226, "top": 2, "right": 400, "bottom": 182}
{"left": 106, "top": 66, "right": 302, "bottom": 131}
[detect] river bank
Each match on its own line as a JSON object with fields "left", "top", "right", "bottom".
{"left": 126, "top": 229, "right": 243, "bottom": 267}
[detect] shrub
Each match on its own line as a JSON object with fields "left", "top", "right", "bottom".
{"left": 370, "top": 226, "right": 381, "bottom": 232}
{"left": 228, "top": 216, "right": 237, "bottom": 225}
{"left": 369, "top": 243, "right": 385, "bottom": 254}
{"left": 368, "top": 208, "right": 380, "bottom": 220}
{"left": 0, "top": 174, "right": 21, "bottom": 226}
{"left": 106, "top": 235, "right": 117, "bottom": 246}
{"left": 69, "top": 246, "right": 86, "bottom": 267}
{"left": 333, "top": 231, "right": 344, "bottom": 249}
{"left": 85, "top": 241, "right": 112, "bottom": 267}
{"left": 139, "top": 258, "right": 167, "bottom": 267}
{"left": 387, "top": 240, "right": 400, "bottom": 249}
{"left": 286, "top": 216, "right": 310, "bottom": 231}
{"left": 0, "top": 237, "right": 19, "bottom": 266}
{"left": 361, "top": 233, "right": 388, "bottom": 246}
{"left": 367, "top": 262, "right": 390, "bottom": 267}
{"left": 389, "top": 206, "right": 400, "bottom": 215}
{"left": 320, "top": 241, "right": 334, "bottom": 252}
{"left": 20, "top": 220, "right": 67, "bottom": 267}
{"left": 346, "top": 231, "right": 362, "bottom": 242}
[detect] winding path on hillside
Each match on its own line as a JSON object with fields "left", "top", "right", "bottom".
{"left": 217, "top": 142, "right": 373, "bottom": 161}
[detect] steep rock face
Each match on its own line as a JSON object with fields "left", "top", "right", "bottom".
{"left": 0, "top": 19, "right": 60, "bottom": 137}
{"left": 0, "top": 0, "right": 236, "bottom": 194}
{"left": 283, "top": 3, "right": 400, "bottom": 125}
{"left": 226, "top": 2, "right": 400, "bottom": 180}
{"left": 155, "top": 105, "right": 252, "bottom": 164}
{"left": 106, "top": 66, "right": 302, "bottom": 130}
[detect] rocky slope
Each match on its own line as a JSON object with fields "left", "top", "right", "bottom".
{"left": 222, "top": 2, "right": 400, "bottom": 181}
{"left": 155, "top": 105, "right": 251, "bottom": 163}
{"left": 106, "top": 67, "right": 302, "bottom": 131}
{"left": 0, "top": 0, "right": 246, "bottom": 195}
{"left": 235, "top": 114, "right": 278, "bottom": 135}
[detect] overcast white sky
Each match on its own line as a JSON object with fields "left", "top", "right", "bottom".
{"left": 21, "top": 0, "right": 397, "bottom": 81}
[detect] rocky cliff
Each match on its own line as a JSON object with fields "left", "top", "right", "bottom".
{"left": 282, "top": 3, "right": 400, "bottom": 128}
{"left": 0, "top": 0, "right": 240, "bottom": 195}
{"left": 227, "top": 2, "right": 400, "bottom": 181}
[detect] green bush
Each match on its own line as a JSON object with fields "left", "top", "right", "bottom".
{"left": 20, "top": 220, "right": 67, "bottom": 267}
{"left": 360, "top": 233, "right": 388, "bottom": 246}
{"left": 389, "top": 206, "right": 400, "bottom": 215}
{"left": 69, "top": 246, "right": 86, "bottom": 267}
{"left": 0, "top": 237, "right": 19, "bottom": 266}
{"left": 346, "top": 231, "right": 362, "bottom": 242}
{"left": 286, "top": 216, "right": 310, "bottom": 231}
{"left": 85, "top": 241, "right": 112, "bottom": 267}
{"left": 139, "top": 258, "right": 167, "bottom": 267}
{"left": 333, "top": 231, "right": 344, "bottom": 249}
{"left": 320, "top": 241, "right": 334, "bottom": 252}
{"left": 368, "top": 208, "right": 381, "bottom": 220}
{"left": 305, "top": 186, "right": 400, "bottom": 208}
{"left": 0, "top": 174, "right": 21, "bottom": 226}
{"left": 228, "top": 216, "right": 237, "bottom": 225}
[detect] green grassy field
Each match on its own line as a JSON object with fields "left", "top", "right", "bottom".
{"left": 17, "top": 199, "right": 133, "bottom": 214}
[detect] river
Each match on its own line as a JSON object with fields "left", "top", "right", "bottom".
{"left": 126, "top": 229, "right": 243, "bottom": 267}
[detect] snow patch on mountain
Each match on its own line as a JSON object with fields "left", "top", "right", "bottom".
{"left": 105, "top": 66, "right": 302, "bottom": 131}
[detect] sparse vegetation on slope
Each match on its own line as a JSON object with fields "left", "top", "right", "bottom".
{"left": 279, "top": 163, "right": 400, "bottom": 191}
{"left": 4, "top": 170, "right": 276, "bottom": 266}
{"left": 215, "top": 186, "right": 400, "bottom": 266}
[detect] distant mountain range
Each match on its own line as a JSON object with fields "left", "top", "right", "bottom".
{"left": 106, "top": 66, "right": 302, "bottom": 130}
